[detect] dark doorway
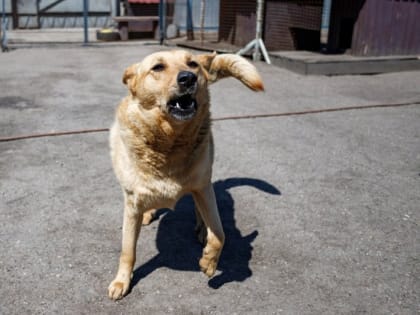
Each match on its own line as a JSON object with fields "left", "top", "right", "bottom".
{"left": 338, "top": 18, "right": 355, "bottom": 52}
{"left": 290, "top": 27, "right": 321, "bottom": 51}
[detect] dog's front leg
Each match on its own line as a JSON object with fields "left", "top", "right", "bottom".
{"left": 192, "top": 183, "right": 225, "bottom": 277}
{"left": 108, "top": 191, "right": 143, "bottom": 300}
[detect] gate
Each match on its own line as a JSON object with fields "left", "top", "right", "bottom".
{"left": 5, "top": 0, "right": 113, "bottom": 29}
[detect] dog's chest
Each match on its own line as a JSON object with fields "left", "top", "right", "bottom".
{"left": 111, "top": 118, "right": 211, "bottom": 210}
{"left": 129, "top": 174, "right": 180, "bottom": 209}
{"left": 119, "top": 150, "right": 206, "bottom": 209}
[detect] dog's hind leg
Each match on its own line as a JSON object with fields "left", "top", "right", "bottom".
{"left": 194, "top": 207, "right": 207, "bottom": 245}
{"left": 142, "top": 209, "right": 157, "bottom": 225}
{"left": 108, "top": 191, "right": 143, "bottom": 300}
{"left": 192, "top": 183, "right": 225, "bottom": 277}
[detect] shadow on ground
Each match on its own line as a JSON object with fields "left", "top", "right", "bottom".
{"left": 130, "top": 177, "right": 281, "bottom": 292}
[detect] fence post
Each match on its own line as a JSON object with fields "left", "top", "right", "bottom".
{"left": 159, "top": 0, "right": 165, "bottom": 45}
{"left": 320, "top": 0, "right": 332, "bottom": 53}
{"left": 83, "top": 0, "right": 89, "bottom": 45}
{"left": 186, "top": 0, "right": 194, "bottom": 40}
{"left": 1, "top": 0, "right": 9, "bottom": 52}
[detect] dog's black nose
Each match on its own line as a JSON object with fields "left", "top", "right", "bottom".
{"left": 177, "top": 71, "right": 197, "bottom": 89}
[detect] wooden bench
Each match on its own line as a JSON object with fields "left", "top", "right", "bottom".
{"left": 113, "top": 16, "right": 159, "bottom": 40}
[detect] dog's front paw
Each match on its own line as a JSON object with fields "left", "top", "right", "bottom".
{"left": 199, "top": 235, "right": 224, "bottom": 277}
{"left": 108, "top": 278, "right": 130, "bottom": 300}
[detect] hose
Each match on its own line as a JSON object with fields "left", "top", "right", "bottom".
{"left": 0, "top": 101, "right": 418, "bottom": 142}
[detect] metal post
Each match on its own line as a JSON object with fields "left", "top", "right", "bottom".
{"left": 199, "top": 0, "right": 205, "bottom": 44}
{"left": 115, "top": 0, "right": 120, "bottom": 17}
{"left": 36, "top": 0, "right": 40, "bottom": 28}
{"left": 186, "top": 0, "right": 194, "bottom": 40}
{"left": 11, "top": 0, "right": 18, "bottom": 29}
{"left": 1, "top": 0, "right": 8, "bottom": 52}
{"left": 320, "top": 0, "right": 332, "bottom": 53}
{"left": 83, "top": 0, "right": 89, "bottom": 45}
{"left": 253, "top": 0, "right": 263, "bottom": 61}
{"left": 159, "top": 0, "right": 165, "bottom": 45}
{"left": 237, "top": 0, "right": 271, "bottom": 64}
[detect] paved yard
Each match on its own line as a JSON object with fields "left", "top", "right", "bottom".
{"left": 0, "top": 43, "right": 419, "bottom": 314}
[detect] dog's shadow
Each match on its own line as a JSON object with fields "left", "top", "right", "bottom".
{"left": 131, "top": 177, "right": 281, "bottom": 290}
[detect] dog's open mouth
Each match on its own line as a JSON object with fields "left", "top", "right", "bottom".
{"left": 167, "top": 94, "right": 197, "bottom": 121}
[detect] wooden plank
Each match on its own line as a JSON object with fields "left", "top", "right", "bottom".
{"left": 269, "top": 51, "right": 420, "bottom": 75}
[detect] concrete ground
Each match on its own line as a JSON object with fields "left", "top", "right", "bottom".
{"left": 0, "top": 43, "right": 419, "bottom": 314}
{"left": 4, "top": 28, "right": 100, "bottom": 48}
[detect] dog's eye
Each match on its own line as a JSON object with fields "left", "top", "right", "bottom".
{"left": 187, "top": 61, "right": 199, "bottom": 69}
{"left": 152, "top": 63, "right": 165, "bottom": 72}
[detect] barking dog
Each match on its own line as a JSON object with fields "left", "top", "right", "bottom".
{"left": 108, "top": 50, "right": 263, "bottom": 300}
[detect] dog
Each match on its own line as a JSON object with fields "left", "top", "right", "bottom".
{"left": 108, "top": 50, "right": 264, "bottom": 300}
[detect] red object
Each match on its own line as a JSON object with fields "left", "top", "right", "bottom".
{"left": 128, "top": 0, "right": 160, "bottom": 3}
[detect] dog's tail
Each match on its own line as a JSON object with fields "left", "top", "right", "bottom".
{"left": 201, "top": 53, "right": 264, "bottom": 92}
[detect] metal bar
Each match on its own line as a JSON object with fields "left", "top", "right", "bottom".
{"left": 39, "top": 0, "right": 66, "bottom": 14}
{"left": 36, "top": 0, "right": 40, "bottom": 28}
{"left": 200, "top": 0, "right": 206, "bottom": 43}
{"left": 115, "top": 0, "right": 120, "bottom": 17}
{"left": 83, "top": 0, "right": 89, "bottom": 45}
{"left": 237, "top": 39, "right": 257, "bottom": 56}
{"left": 186, "top": 0, "right": 194, "bottom": 40}
{"left": 258, "top": 38, "right": 271, "bottom": 64}
{"left": 162, "top": 0, "right": 166, "bottom": 42}
{"left": 320, "top": 0, "right": 332, "bottom": 53}
{"left": 159, "top": 0, "right": 164, "bottom": 45}
{"left": 253, "top": 0, "right": 264, "bottom": 61}
{"left": 11, "top": 0, "right": 18, "bottom": 29}
{"left": 237, "top": 0, "right": 271, "bottom": 64}
{"left": 1, "top": 0, "right": 9, "bottom": 52}
{"left": 38, "top": 12, "right": 109, "bottom": 17}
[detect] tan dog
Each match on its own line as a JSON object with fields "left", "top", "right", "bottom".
{"left": 108, "top": 50, "right": 263, "bottom": 300}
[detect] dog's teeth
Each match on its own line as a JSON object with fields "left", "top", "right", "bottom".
{"left": 176, "top": 102, "right": 181, "bottom": 109}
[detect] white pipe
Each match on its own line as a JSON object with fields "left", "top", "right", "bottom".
{"left": 320, "top": 0, "right": 332, "bottom": 52}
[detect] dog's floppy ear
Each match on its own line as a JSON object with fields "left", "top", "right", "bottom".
{"left": 122, "top": 63, "right": 140, "bottom": 95}
{"left": 196, "top": 51, "right": 217, "bottom": 72}
{"left": 198, "top": 53, "right": 264, "bottom": 92}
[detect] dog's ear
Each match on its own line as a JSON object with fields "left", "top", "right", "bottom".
{"left": 198, "top": 53, "right": 264, "bottom": 92}
{"left": 196, "top": 51, "right": 217, "bottom": 72}
{"left": 122, "top": 63, "right": 140, "bottom": 95}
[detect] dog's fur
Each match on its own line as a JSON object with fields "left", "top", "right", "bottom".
{"left": 108, "top": 50, "right": 263, "bottom": 300}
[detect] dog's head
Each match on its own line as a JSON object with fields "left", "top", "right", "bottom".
{"left": 122, "top": 50, "right": 264, "bottom": 122}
